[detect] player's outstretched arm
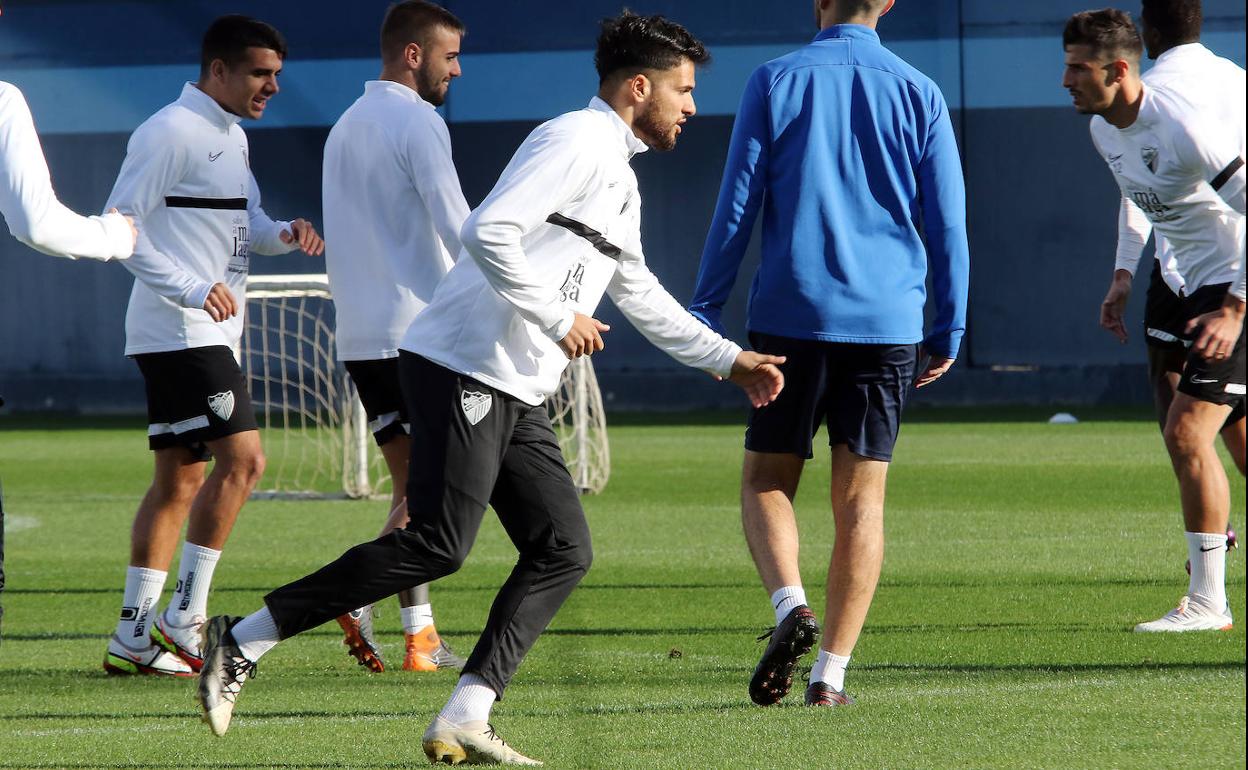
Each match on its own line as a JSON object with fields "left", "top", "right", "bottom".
{"left": 1099, "top": 268, "right": 1133, "bottom": 344}
{"left": 723, "top": 351, "right": 785, "bottom": 408}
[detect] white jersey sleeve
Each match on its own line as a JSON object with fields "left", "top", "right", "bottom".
{"left": 1114, "top": 195, "right": 1152, "bottom": 276}
{"left": 459, "top": 125, "right": 596, "bottom": 340}
{"left": 244, "top": 171, "right": 295, "bottom": 256}
{"left": 405, "top": 113, "right": 469, "bottom": 261}
{"left": 107, "top": 122, "right": 214, "bottom": 310}
{"left": 0, "top": 82, "right": 133, "bottom": 261}
{"left": 607, "top": 249, "right": 741, "bottom": 378}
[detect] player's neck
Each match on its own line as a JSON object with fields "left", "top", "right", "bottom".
{"left": 379, "top": 67, "right": 419, "bottom": 94}
{"left": 1103, "top": 80, "right": 1143, "bottom": 129}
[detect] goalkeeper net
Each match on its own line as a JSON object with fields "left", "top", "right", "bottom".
{"left": 241, "top": 274, "right": 609, "bottom": 498}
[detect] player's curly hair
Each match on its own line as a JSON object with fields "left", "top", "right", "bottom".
{"left": 594, "top": 10, "right": 710, "bottom": 85}
{"left": 200, "top": 15, "right": 287, "bottom": 74}
{"left": 1140, "top": 0, "right": 1202, "bottom": 48}
{"left": 1063, "top": 8, "right": 1143, "bottom": 62}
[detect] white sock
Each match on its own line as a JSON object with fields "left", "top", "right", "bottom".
{"left": 1186, "top": 531, "right": 1228, "bottom": 611}
{"left": 770, "top": 585, "right": 807, "bottom": 626}
{"left": 438, "top": 673, "right": 497, "bottom": 725}
{"left": 809, "top": 649, "right": 851, "bottom": 691}
{"left": 115, "top": 566, "right": 166, "bottom": 647}
{"left": 165, "top": 542, "right": 221, "bottom": 625}
{"left": 402, "top": 603, "right": 435, "bottom": 634}
{"left": 230, "top": 607, "right": 282, "bottom": 663}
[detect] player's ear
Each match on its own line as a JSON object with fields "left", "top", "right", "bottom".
{"left": 629, "top": 73, "right": 650, "bottom": 103}
{"left": 405, "top": 41, "right": 422, "bottom": 69}
{"left": 1108, "top": 58, "right": 1130, "bottom": 85}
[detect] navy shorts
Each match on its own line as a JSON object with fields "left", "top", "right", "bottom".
{"left": 133, "top": 345, "right": 257, "bottom": 460}
{"left": 344, "top": 358, "right": 410, "bottom": 446}
{"left": 744, "top": 333, "right": 918, "bottom": 462}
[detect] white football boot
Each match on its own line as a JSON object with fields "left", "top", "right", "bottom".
{"left": 104, "top": 633, "right": 195, "bottom": 677}
{"left": 1134, "top": 595, "right": 1233, "bottom": 632}
{"left": 422, "top": 715, "right": 543, "bottom": 766}
{"left": 197, "top": 615, "right": 256, "bottom": 736}
{"left": 151, "top": 611, "right": 206, "bottom": 671}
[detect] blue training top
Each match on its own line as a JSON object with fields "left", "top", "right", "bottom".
{"left": 689, "top": 25, "right": 970, "bottom": 359}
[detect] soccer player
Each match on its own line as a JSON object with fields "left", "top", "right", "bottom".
{"left": 322, "top": 0, "right": 469, "bottom": 674}
{"left": 195, "top": 12, "right": 785, "bottom": 764}
{"left": 1097, "top": 0, "right": 1246, "bottom": 486}
{"left": 101, "top": 15, "right": 324, "bottom": 677}
{"left": 689, "top": 0, "right": 970, "bottom": 707}
{"left": 1063, "top": 9, "right": 1244, "bottom": 631}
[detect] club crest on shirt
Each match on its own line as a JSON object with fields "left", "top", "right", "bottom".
{"left": 1141, "top": 146, "right": 1159, "bottom": 173}
{"left": 461, "top": 390, "right": 491, "bottom": 426}
{"left": 1107, "top": 152, "right": 1124, "bottom": 173}
{"left": 208, "top": 391, "right": 235, "bottom": 421}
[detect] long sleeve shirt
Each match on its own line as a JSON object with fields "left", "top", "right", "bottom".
{"left": 690, "top": 25, "right": 970, "bottom": 360}
{"left": 403, "top": 97, "right": 742, "bottom": 406}
{"left": 323, "top": 80, "right": 470, "bottom": 361}
{"left": 0, "top": 81, "right": 132, "bottom": 261}
{"left": 106, "top": 83, "right": 295, "bottom": 355}
{"left": 1114, "top": 44, "right": 1244, "bottom": 295}
{"left": 1090, "top": 77, "right": 1246, "bottom": 301}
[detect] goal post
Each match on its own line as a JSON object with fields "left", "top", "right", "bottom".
{"left": 240, "top": 274, "right": 610, "bottom": 498}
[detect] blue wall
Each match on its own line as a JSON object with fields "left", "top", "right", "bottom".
{"left": 1, "top": 1, "right": 1244, "bottom": 410}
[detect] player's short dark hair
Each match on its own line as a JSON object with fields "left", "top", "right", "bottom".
{"left": 594, "top": 10, "right": 710, "bottom": 85}
{"left": 1063, "top": 9, "right": 1143, "bottom": 62}
{"left": 380, "top": 0, "right": 465, "bottom": 62}
{"left": 200, "top": 15, "right": 287, "bottom": 74}
{"left": 1140, "top": 0, "right": 1202, "bottom": 48}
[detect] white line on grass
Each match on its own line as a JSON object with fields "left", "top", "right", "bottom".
{"left": 4, "top": 515, "right": 40, "bottom": 533}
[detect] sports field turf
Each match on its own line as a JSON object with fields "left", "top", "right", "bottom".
{"left": 0, "top": 408, "right": 1244, "bottom": 769}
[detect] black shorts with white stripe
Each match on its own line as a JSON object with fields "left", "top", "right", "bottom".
{"left": 1143, "top": 260, "right": 1187, "bottom": 350}
{"left": 344, "top": 358, "right": 410, "bottom": 447}
{"left": 1177, "top": 283, "right": 1247, "bottom": 408}
{"left": 133, "top": 345, "right": 257, "bottom": 460}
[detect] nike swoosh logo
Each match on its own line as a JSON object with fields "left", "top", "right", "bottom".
{"left": 1190, "top": 376, "right": 1218, "bottom": 384}
{"left": 208, "top": 151, "right": 224, "bottom": 162}
{"left": 1200, "top": 545, "right": 1224, "bottom": 552}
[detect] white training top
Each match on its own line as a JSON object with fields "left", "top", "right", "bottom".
{"left": 323, "top": 80, "right": 469, "bottom": 361}
{"left": 107, "top": 83, "right": 296, "bottom": 355}
{"left": 1114, "top": 44, "right": 1246, "bottom": 294}
{"left": 1091, "top": 78, "right": 1247, "bottom": 301}
{"left": 0, "top": 81, "right": 133, "bottom": 261}
{"left": 404, "top": 97, "right": 742, "bottom": 406}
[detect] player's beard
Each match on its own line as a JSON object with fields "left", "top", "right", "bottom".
{"left": 416, "top": 63, "right": 448, "bottom": 107}
{"left": 634, "top": 101, "right": 678, "bottom": 152}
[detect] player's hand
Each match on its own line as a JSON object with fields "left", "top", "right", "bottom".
{"left": 281, "top": 218, "right": 324, "bottom": 256}
{"left": 1186, "top": 297, "right": 1245, "bottom": 361}
{"left": 723, "top": 351, "right": 786, "bottom": 408}
{"left": 1099, "top": 269, "right": 1132, "bottom": 344}
{"left": 915, "top": 349, "right": 955, "bottom": 388}
{"left": 203, "top": 282, "right": 238, "bottom": 322}
{"left": 108, "top": 208, "right": 138, "bottom": 249}
{"left": 559, "top": 313, "right": 610, "bottom": 359}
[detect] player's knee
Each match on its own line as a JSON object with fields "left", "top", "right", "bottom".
{"left": 1163, "top": 419, "right": 1203, "bottom": 458}
{"left": 157, "top": 474, "right": 204, "bottom": 506}
{"left": 223, "top": 450, "right": 266, "bottom": 486}
{"left": 555, "top": 538, "right": 594, "bottom": 576}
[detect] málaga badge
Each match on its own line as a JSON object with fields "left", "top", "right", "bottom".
{"left": 208, "top": 391, "right": 235, "bottom": 421}
{"left": 1142, "top": 146, "right": 1159, "bottom": 174}
{"left": 461, "top": 390, "right": 492, "bottom": 426}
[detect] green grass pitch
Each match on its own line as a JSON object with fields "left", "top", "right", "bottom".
{"left": 0, "top": 408, "right": 1244, "bottom": 768}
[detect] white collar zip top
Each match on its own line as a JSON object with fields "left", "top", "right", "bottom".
{"left": 1091, "top": 69, "right": 1246, "bottom": 300}
{"left": 404, "top": 97, "right": 741, "bottom": 405}
{"left": 107, "top": 83, "right": 297, "bottom": 355}
{"left": 1114, "top": 44, "right": 1246, "bottom": 295}
{"left": 323, "top": 80, "right": 470, "bottom": 362}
